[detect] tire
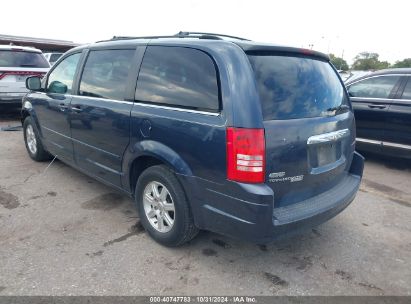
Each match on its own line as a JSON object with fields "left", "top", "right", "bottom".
{"left": 135, "top": 165, "right": 199, "bottom": 247}
{"left": 23, "top": 116, "right": 52, "bottom": 162}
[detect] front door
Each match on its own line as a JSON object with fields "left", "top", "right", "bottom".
{"left": 32, "top": 52, "right": 82, "bottom": 162}
{"left": 347, "top": 75, "right": 403, "bottom": 145}
{"left": 384, "top": 76, "right": 411, "bottom": 153}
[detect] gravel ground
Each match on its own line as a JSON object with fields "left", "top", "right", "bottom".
{"left": 0, "top": 107, "right": 410, "bottom": 296}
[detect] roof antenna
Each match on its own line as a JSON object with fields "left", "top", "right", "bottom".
{"left": 175, "top": 31, "right": 188, "bottom": 37}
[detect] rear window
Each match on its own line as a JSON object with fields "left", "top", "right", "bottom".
{"left": 0, "top": 50, "right": 49, "bottom": 68}
{"left": 247, "top": 53, "right": 346, "bottom": 120}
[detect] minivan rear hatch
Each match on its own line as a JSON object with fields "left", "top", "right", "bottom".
{"left": 247, "top": 51, "right": 355, "bottom": 208}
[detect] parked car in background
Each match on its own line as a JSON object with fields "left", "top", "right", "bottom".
{"left": 343, "top": 71, "right": 373, "bottom": 84}
{"left": 338, "top": 70, "right": 352, "bottom": 82}
{"left": 346, "top": 68, "right": 411, "bottom": 158}
{"left": 21, "top": 32, "right": 364, "bottom": 246}
{"left": 0, "top": 45, "right": 49, "bottom": 106}
{"left": 43, "top": 52, "right": 63, "bottom": 66}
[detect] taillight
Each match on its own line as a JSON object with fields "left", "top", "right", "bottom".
{"left": 0, "top": 71, "right": 45, "bottom": 80}
{"left": 226, "top": 127, "right": 265, "bottom": 183}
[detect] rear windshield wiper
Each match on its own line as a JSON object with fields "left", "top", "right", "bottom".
{"left": 20, "top": 64, "right": 38, "bottom": 67}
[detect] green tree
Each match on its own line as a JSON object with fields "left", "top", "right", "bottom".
{"left": 329, "top": 53, "right": 349, "bottom": 71}
{"left": 392, "top": 58, "right": 411, "bottom": 68}
{"left": 351, "top": 52, "right": 390, "bottom": 70}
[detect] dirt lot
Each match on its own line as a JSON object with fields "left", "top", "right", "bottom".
{"left": 0, "top": 107, "right": 410, "bottom": 296}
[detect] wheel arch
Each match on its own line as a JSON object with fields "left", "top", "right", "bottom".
{"left": 123, "top": 140, "right": 193, "bottom": 195}
{"left": 21, "top": 100, "right": 43, "bottom": 138}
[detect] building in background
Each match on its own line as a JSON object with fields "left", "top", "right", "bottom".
{"left": 0, "top": 34, "right": 80, "bottom": 53}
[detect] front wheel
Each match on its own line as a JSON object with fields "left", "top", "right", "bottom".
{"left": 135, "top": 165, "right": 198, "bottom": 247}
{"left": 23, "top": 117, "right": 52, "bottom": 162}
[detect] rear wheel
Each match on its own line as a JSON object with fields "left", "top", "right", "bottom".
{"left": 135, "top": 165, "right": 198, "bottom": 247}
{"left": 23, "top": 117, "right": 52, "bottom": 161}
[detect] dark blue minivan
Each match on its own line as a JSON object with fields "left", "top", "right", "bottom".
{"left": 22, "top": 32, "right": 364, "bottom": 246}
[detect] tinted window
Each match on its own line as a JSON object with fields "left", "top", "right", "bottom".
{"left": 47, "top": 53, "right": 81, "bottom": 94}
{"left": 50, "top": 53, "right": 63, "bottom": 62}
{"left": 247, "top": 53, "right": 345, "bottom": 120}
{"left": 135, "top": 46, "right": 219, "bottom": 111}
{"left": 0, "top": 50, "right": 49, "bottom": 68}
{"left": 348, "top": 75, "right": 400, "bottom": 99}
{"left": 401, "top": 78, "right": 411, "bottom": 100}
{"left": 79, "top": 49, "right": 135, "bottom": 100}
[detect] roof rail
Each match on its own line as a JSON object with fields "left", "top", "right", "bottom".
{"left": 110, "top": 35, "right": 176, "bottom": 41}
{"left": 175, "top": 31, "right": 250, "bottom": 41}
{"left": 96, "top": 35, "right": 176, "bottom": 43}
{"left": 96, "top": 32, "right": 250, "bottom": 43}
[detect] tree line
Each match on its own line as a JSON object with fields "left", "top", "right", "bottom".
{"left": 329, "top": 52, "right": 411, "bottom": 71}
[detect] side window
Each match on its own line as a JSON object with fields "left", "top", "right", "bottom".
{"left": 401, "top": 78, "right": 411, "bottom": 100}
{"left": 47, "top": 53, "right": 81, "bottom": 94}
{"left": 79, "top": 49, "right": 135, "bottom": 100}
{"left": 348, "top": 76, "right": 400, "bottom": 99}
{"left": 135, "top": 46, "right": 220, "bottom": 112}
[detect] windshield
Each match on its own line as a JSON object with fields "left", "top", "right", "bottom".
{"left": 247, "top": 53, "right": 346, "bottom": 120}
{"left": 0, "top": 50, "right": 50, "bottom": 68}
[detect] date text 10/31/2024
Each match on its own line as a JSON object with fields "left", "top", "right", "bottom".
{"left": 149, "top": 297, "right": 257, "bottom": 303}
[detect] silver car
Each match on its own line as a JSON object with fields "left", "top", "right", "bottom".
{"left": 0, "top": 45, "right": 49, "bottom": 106}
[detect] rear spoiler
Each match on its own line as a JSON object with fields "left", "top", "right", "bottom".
{"left": 237, "top": 43, "right": 329, "bottom": 61}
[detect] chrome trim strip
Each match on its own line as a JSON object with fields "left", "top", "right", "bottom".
{"left": 384, "top": 141, "right": 411, "bottom": 150}
{"left": 356, "top": 138, "right": 381, "bottom": 145}
{"left": 74, "top": 95, "right": 132, "bottom": 105}
{"left": 31, "top": 92, "right": 133, "bottom": 105}
{"left": 350, "top": 96, "right": 411, "bottom": 103}
{"left": 134, "top": 102, "right": 220, "bottom": 116}
{"left": 307, "top": 129, "right": 350, "bottom": 145}
{"left": 35, "top": 92, "right": 74, "bottom": 97}
{"left": 356, "top": 137, "right": 411, "bottom": 150}
{"left": 31, "top": 93, "right": 223, "bottom": 113}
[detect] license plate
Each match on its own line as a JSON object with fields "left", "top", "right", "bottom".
{"left": 317, "top": 143, "right": 338, "bottom": 166}
{"left": 16, "top": 76, "right": 27, "bottom": 82}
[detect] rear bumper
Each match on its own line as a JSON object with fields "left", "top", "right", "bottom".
{"left": 181, "top": 151, "right": 364, "bottom": 243}
{"left": 0, "top": 93, "right": 25, "bottom": 105}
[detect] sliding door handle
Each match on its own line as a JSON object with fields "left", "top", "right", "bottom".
{"left": 368, "top": 104, "right": 386, "bottom": 109}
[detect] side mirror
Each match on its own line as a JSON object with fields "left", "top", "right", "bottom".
{"left": 48, "top": 81, "right": 68, "bottom": 94}
{"left": 26, "top": 76, "right": 42, "bottom": 91}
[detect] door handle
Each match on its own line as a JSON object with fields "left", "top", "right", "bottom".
{"left": 368, "top": 104, "right": 386, "bottom": 109}
{"left": 58, "top": 103, "right": 68, "bottom": 111}
{"left": 71, "top": 105, "right": 83, "bottom": 113}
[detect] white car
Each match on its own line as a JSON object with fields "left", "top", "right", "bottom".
{"left": 0, "top": 45, "right": 49, "bottom": 106}
{"left": 343, "top": 70, "right": 373, "bottom": 84}
{"left": 43, "top": 52, "right": 63, "bottom": 65}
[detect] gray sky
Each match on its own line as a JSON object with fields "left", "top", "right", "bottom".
{"left": 5, "top": 0, "right": 410, "bottom": 64}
